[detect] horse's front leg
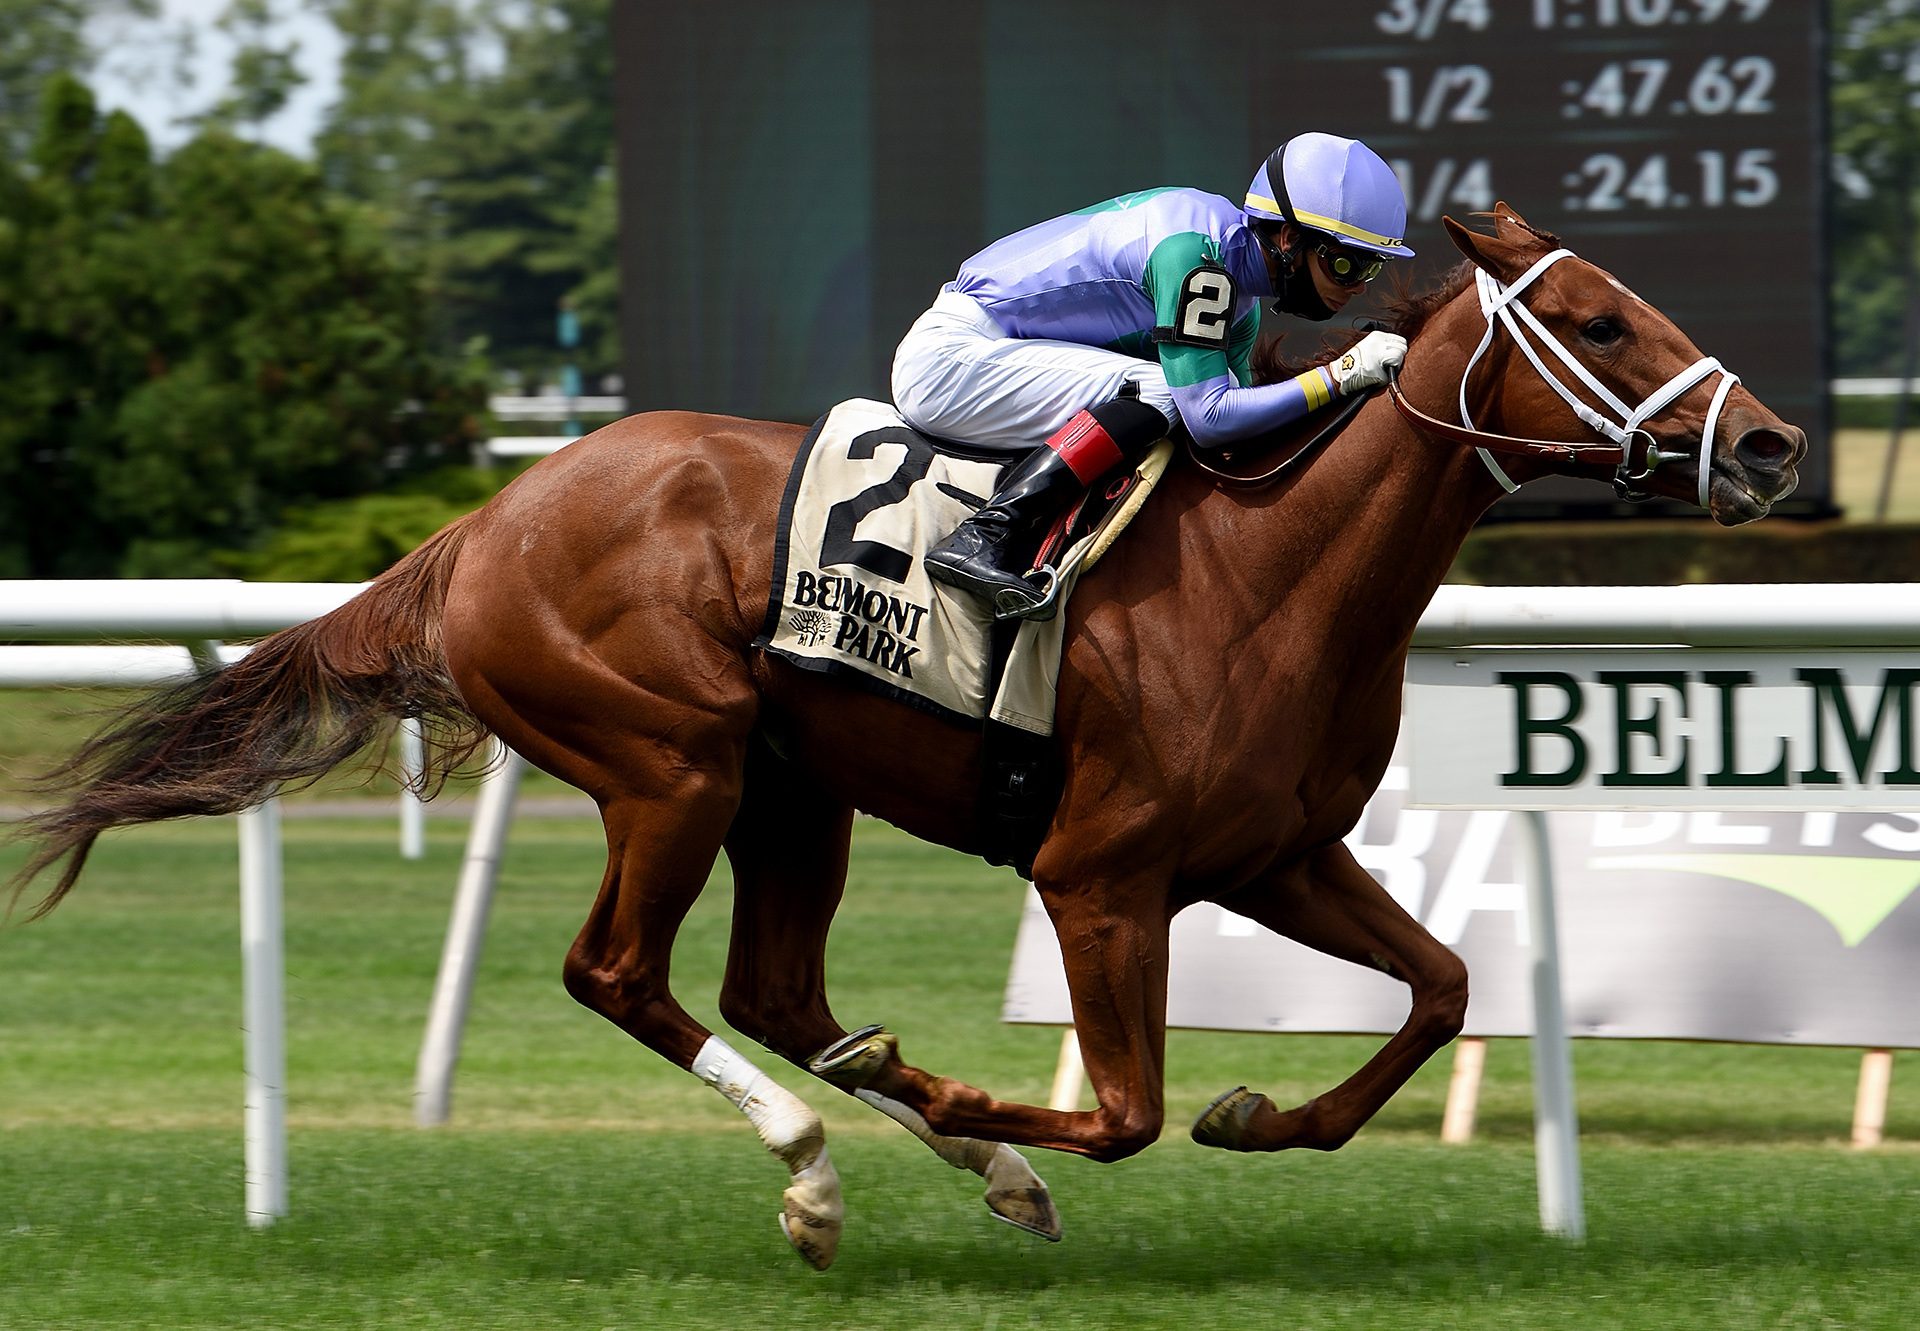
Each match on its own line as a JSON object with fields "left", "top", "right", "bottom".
{"left": 822, "top": 875, "right": 1173, "bottom": 1166}
{"left": 1192, "top": 840, "right": 1468, "bottom": 1152}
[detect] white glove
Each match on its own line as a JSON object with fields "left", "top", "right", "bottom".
{"left": 1326, "top": 330, "right": 1407, "bottom": 396}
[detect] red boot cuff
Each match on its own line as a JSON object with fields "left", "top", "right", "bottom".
{"left": 1045, "top": 410, "right": 1125, "bottom": 484}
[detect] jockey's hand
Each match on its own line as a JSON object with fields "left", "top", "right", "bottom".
{"left": 1327, "top": 331, "right": 1408, "bottom": 396}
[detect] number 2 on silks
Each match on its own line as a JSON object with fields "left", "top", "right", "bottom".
{"left": 819, "top": 426, "right": 938, "bottom": 582}
{"left": 1174, "top": 264, "right": 1234, "bottom": 346}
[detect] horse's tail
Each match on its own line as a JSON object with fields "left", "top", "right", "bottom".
{"left": 7, "top": 514, "right": 489, "bottom": 921}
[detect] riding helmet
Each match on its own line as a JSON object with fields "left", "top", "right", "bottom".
{"left": 1244, "top": 132, "right": 1416, "bottom": 260}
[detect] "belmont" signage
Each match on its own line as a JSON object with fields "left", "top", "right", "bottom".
{"left": 1408, "top": 651, "right": 1920, "bottom": 810}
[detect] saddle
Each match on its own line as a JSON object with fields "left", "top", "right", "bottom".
{"left": 753, "top": 400, "right": 1175, "bottom": 877}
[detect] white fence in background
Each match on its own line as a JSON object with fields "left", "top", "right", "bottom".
{"left": 0, "top": 581, "right": 492, "bottom": 1226}
{"left": 488, "top": 394, "right": 626, "bottom": 419}
{"left": 476, "top": 380, "right": 1920, "bottom": 467}
{"left": 7, "top": 580, "right": 1917, "bottom": 1241}
{"left": 480, "top": 393, "right": 622, "bottom": 463}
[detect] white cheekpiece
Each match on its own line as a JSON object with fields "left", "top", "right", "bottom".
{"left": 1459, "top": 249, "right": 1740, "bottom": 503}
{"left": 692, "top": 1036, "right": 844, "bottom": 1269}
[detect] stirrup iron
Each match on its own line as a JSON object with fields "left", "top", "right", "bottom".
{"left": 993, "top": 564, "right": 1060, "bottom": 622}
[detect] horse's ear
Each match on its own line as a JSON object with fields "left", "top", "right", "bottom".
{"left": 1490, "top": 200, "right": 1563, "bottom": 247}
{"left": 1443, "top": 212, "right": 1543, "bottom": 284}
{"left": 1491, "top": 200, "right": 1530, "bottom": 230}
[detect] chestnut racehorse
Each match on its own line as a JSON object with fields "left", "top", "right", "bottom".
{"left": 9, "top": 207, "right": 1805, "bottom": 1267}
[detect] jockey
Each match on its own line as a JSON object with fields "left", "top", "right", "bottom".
{"left": 893, "top": 132, "right": 1415, "bottom": 619}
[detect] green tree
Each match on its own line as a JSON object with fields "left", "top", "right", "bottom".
{"left": 315, "top": 0, "right": 616, "bottom": 384}
{"left": 1831, "top": 1, "right": 1920, "bottom": 378}
{"left": 0, "top": 75, "right": 483, "bottom": 577}
{"left": 201, "top": 0, "right": 308, "bottom": 136}
{"left": 0, "top": 1, "right": 156, "bottom": 154}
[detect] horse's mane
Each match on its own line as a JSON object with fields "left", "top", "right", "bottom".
{"left": 1251, "top": 260, "right": 1476, "bottom": 386}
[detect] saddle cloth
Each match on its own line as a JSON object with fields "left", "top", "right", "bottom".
{"left": 752, "top": 398, "right": 1165, "bottom": 735}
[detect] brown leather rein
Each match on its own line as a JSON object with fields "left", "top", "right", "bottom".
{"left": 1181, "top": 385, "right": 1371, "bottom": 488}
{"left": 1182, "top": 370, "right": 1654, "bottom": 492}
{"left": 1387, "top": 374, "right": 1644, "bottom": 467}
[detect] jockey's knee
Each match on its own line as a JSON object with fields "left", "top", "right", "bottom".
{"left": 1086, "top": 394, "right": 1173, "bottom": 457}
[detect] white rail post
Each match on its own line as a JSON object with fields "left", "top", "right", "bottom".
{"left": 1048, "top": 1028, "right": 1087, "bottom": 1111}
{"left": 398, "top": 718, "right": 427, "bottom": 860}
{"left": 1440, "top": 1036, "right": 1488, "bottom": 1145}
{"left": 1853, "top": 1049, "right": 1894, "bottom": 1149}
{"left": 237, "top": 797, "right": 290, "bottom": 1226}
{"left": 189, "top": 638, "right": 289, "bottom": 1226}
{"left": 413, "top": 743, "right": 526, "bottom": 1126}
{"left": 1520, "top": 810, "right": 1585, "bottom": 1240}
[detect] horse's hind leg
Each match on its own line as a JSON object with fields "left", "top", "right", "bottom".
{"left": 561, "top": 779, "right": 846, "bottom": 1269}
{"left": 1192, "top": 840, "right": 1468, "bottom": 1152}
{"left": 462, "top": 648, "right": 847, "bottom": 1269}
{"left": 717, "top": 737, "right": 1061, "bottom": 1242}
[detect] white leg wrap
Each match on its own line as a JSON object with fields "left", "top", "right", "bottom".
{"left": 693, "top": 1036, "right": 843, "bottom": 1268}
{"left": 695, "top": 1036, "right": 823, "bottom": 1157}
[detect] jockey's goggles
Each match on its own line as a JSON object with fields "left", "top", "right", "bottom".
{"left": 1313, "top": 241, "right": 1386, "bottom": 288}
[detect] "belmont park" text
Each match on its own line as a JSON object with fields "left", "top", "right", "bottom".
{"left": 792, "top": 569, "right": 928, "bottom": 678}
{"left": 1500, "top": 667, "right": 1920, "bottom": 788}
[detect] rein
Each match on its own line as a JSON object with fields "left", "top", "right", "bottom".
{"left": 1388, "top": 247, "right": 1740, "bottom": 507}
{"left": 1184, "top": 384, "right": 1372, "bottom": 489}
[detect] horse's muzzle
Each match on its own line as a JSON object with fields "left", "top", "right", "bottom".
{"left": 1708, "top": 423, "right": 1807, "bottom": 525}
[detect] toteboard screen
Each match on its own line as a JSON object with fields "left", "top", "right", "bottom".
{"left": 1265, "top": 0, "right": 1829, "bottom": 514}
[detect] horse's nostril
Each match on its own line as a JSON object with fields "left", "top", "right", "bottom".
{"left": 1735, "top": 427, "right": 1795, "bottom": 468}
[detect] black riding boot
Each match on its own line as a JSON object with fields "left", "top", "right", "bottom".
{"left": 923, "top": 442, "right": 1082, "bottom": 619}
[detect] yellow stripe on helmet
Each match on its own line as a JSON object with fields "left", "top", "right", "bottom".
{"left": 1244, "top": 193, "right": 1282, "bottom": 215}
{"left": 1289, "top": 207, "right": 1404, "bottom": 250}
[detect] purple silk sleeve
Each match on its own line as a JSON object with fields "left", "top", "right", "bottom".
{"left": 1170, "top": 371, "right": 1332, "bottom": 450}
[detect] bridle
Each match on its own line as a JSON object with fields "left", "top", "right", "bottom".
{"left": 1385, "top": 247, "right": 1740, "bottom": 507}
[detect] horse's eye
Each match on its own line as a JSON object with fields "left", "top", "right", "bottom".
{"left": 1583, "top": 318, "right": 1622, "bottom": 346}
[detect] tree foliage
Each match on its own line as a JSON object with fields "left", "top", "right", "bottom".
{"left": 215, "top": 466, "right": 512, "bottom": 582}
{"left": 1830, "top": 1, "right": 1920, "bottom": 376}
{"left": 202, "top": 0, "right": 309, "bottom": 135}
{"left": 316, "top": 0, "right": 616, "bottom": 384}
{"left": 0, "top": 76, "right": 484, "bottom": 577}
{"left": 0, "top": 0, "right": 155, "bottom": 155}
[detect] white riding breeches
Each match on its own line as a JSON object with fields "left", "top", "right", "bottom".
{"left": 890, "top": 287, "right": 1175, "bottom": 453}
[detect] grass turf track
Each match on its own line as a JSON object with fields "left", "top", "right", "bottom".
{"left": 3, "top": 815, "right": 1919, "bottom": 1329}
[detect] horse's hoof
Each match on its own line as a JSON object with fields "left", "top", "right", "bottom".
{"left": 1191, "top": 1086, "right": 1268, "bottom": 1151}
{"left": 983, "top": 1145, "right": 1062, "bottom": 1242}
{"left": 779, "top": 1207, "right": 841, "bottom": 1271}
{"left": 778, "top": 1177, "right": 844, "bottom": 1270}
{"left": 986, "top": 1186, "right": 1063, "bottom": 1242}
{"left": 808, "top": 1025, "right": 899, "bottom": 1089}
{"left": 777, "top": 1142, "right": 844, "bottom": 1270}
